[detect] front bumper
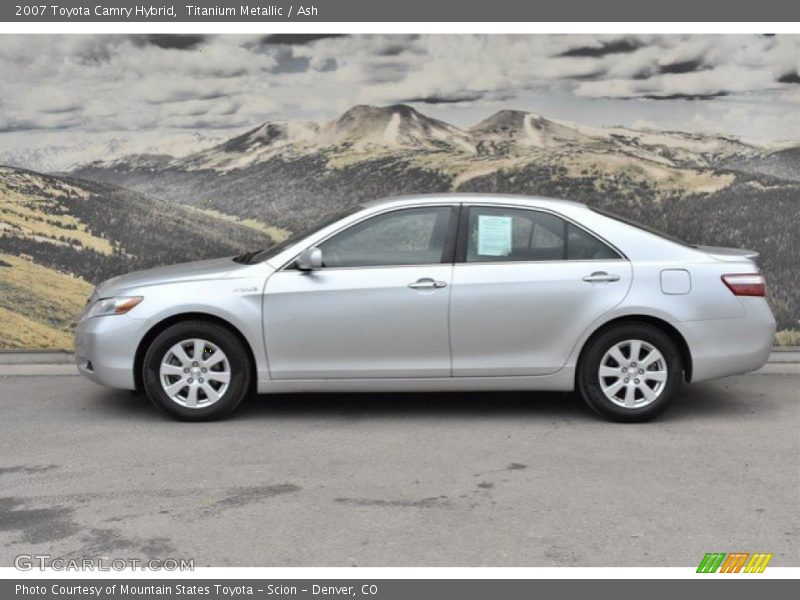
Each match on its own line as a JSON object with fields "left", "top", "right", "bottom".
{"left": 74, "top": 314, "right": 145, "bottom": 390}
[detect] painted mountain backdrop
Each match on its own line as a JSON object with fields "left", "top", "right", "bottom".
{"left": 2, "top": 104, "right": 799, "bottom": 348}
{"left": 0, "top": 166, "right": 276, "bottom": 347}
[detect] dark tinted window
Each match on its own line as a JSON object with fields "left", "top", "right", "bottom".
{"left": 319, "top": 206, "right": 453, "bottom": 268}
{"left": 465, "top": 206, "right": 619, "bottom": 262}
{"left": 566, "top": 223, "right": 620, "bottom": 260}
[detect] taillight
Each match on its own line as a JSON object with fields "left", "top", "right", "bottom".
{"left": 721, "top": 273, "right": 766, "bottom": 297}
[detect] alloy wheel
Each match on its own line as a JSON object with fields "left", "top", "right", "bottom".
{"left": 159, "top": 338, "right": 231, "bottom": 408}
{"left": 598, "top": 339, "right": 668, "bottom": 409}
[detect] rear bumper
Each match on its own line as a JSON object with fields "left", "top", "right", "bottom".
{"left": 74, "top": 315, "right": 144, "bottom": 390}
{"left": 674, "top": 297, "right": 776, "bottom": 382}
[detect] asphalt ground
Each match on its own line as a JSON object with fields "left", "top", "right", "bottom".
{"left": 0, "top": 354, "right": 797, "bottom": 567}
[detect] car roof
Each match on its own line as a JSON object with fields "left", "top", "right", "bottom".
{"left": 361, "top": 193, "right": 587, "bottom": 211}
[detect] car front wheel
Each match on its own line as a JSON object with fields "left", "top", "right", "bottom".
{"left": 142, "top": 321, "right": 252, "bottom": 421}
{"left": 577, "top": 323, "right": 682, "bottom": 422}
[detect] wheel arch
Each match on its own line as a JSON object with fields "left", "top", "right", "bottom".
{"left": 576, "top": 315, "right": 693, "bottom": 384}
{"left": 133, "top": 312, "right": 257, "bottom": 392}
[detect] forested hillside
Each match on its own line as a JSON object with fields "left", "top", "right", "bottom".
{"left": 0, "top": 166, "right": 276, "bottom": 348}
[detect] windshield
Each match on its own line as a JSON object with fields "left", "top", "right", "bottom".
{"left": 236, "top": 205, "right": 364, "bottom": 264}
{"left": 590, "top": 206, "right": 695, "bottom": 248}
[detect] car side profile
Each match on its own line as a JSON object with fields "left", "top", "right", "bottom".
{"left": 74, "top": 194, "right": 776, "bottom": 422}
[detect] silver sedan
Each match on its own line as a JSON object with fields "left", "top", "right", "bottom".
{"left": 75, "top": 194, "right": 775, "bottom": 421}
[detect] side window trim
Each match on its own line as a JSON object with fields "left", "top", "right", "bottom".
{"left": 456, "top": 204, "right": 625, "bottom": 264}
{"left": 441, "top": 203, "right": 462, "bottom": 265}
{"left": 559, "top": 218, "right": 568, "bottom": 261}
{"left": 281, "top": 204, "right": 460, "bottom": 271}
{"left": 454, "top": 202, "right": 470, "bottom": 264}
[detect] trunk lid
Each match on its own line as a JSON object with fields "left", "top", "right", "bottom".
{"left": 697, "top": 245, "right": 759, "bottom": 262}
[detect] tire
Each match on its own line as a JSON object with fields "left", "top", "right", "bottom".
{"left": 142, "top": 320, "right": 252, "bottom": 421}
{"left": 577, "top": 322, "right": 682, "bottom": 422}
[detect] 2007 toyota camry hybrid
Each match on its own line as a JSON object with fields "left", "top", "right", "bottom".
{"left": 75, "top": 194, "right": 775, "bottom": 422}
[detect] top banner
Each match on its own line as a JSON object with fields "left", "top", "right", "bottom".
{"left": 3, "top": 0, "right": 800, "bottom": 22}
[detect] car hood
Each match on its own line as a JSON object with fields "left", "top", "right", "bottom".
{"left": 97, "top": 257, "right": 247, "bottom": 295}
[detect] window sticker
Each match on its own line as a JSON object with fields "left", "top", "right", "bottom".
{"left": 477, "top": 215, "right": 513, "bottom": 256}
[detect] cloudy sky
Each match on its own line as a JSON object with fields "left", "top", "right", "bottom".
{"left": 1, "top": 33, "right": 799, "bottom": 157}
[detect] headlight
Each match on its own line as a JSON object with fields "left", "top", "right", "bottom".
{"left": 84, "top": 296, "right": 143, "bottom": 319}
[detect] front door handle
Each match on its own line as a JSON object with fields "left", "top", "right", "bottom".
{"left": 582, "top": 271, "right": 620, "bottom": 283}
{"left": 408, "top": 278, "right": 447, "bottom": 290}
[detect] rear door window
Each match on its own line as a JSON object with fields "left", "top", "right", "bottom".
{"left": 464, "top": 206, "right": 620, "bottom": 262}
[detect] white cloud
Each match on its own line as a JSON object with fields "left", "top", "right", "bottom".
{"left": 0, "top": 34, "right": 798, "bottom": 145}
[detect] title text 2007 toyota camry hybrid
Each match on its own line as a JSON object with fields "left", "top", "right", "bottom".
{"left": 75, "top": 194, "right": 775, "bottom": 422}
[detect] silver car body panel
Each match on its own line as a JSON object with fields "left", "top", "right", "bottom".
{"left": 75, "top": 194, "right": 775, "bottom": 395}
{"left": 450, "top": 259, "right": 633, "bottom": 376}
{"left": 263, "top": 265, "right": 454, "bottom": 379}
{"left": 76, "top": 258, "right": 275, "bottom": 388}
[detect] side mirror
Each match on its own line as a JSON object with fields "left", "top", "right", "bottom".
{"left": 296, "top": 246, "right": 323, "bottom": 271}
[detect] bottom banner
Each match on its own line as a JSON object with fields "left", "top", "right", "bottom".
{"left": 3, "top": 579, "right": 796, "bottom": 600}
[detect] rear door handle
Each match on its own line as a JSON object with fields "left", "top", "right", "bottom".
{"left": 582, "top": 271, "right": 620, "bottom": 283}
{"left": 408, "top": 278, "right": 447, "bottom": 289}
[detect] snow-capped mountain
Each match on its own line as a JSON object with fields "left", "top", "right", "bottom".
{"left": 162, "top": 105, "right": 475, "bottom": 172}
{"left": 74, "top": 104, "right": 765, "bottom": 177}
{"left": 175, "top": 121, "right": 319, "bottom": 171}
{"left": 0, "top": 133, "right": 223, "bottom": 174}
{"left": 471, "top": 109, "right": 596, "bottom": 151}
{"left": 67, "top": 103, "right": 793, "bottom": 215}
{"left": 315, "top": 104, "right": 475, "bottom": 153}
{"left": 469, "top": 109, "right": 758, "bottom": 167}
{"left": 0, "top": 140, "right": 131, "bottom": 174}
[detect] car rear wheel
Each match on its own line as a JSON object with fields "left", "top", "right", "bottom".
{"left": 577, "top": 323, "right": 682, "bottom": 422}
{"left": 142, "top": 321, "right": 252, "bottom": 421}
